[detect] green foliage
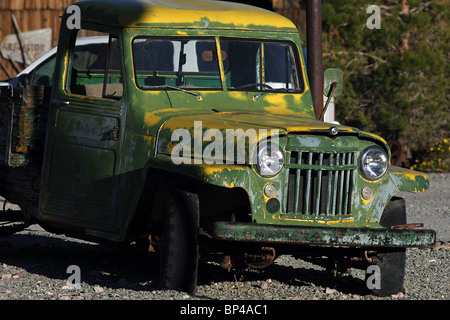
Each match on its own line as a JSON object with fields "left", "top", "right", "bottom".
{"left": 320, "top": 0, "right": 449, "bottom": 168}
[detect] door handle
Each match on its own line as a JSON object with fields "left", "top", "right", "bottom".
{"left": 100, "top": 126, "right": 119, "bottom": 141}
{"left": 52, "top": 99, "right": 70, "bottom": 106}
{"left": 111, "top": 126, "right": 119, "bottom": 141}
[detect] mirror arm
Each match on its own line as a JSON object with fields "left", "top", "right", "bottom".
{"left": 320, "top": 81, "right": 337, "bottom": 121}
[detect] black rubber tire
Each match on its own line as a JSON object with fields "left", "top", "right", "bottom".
{"left": 368, "top": 196, "right": 407, "bottom": 297}
{"left": 159, "top": 188, "right": 199, "bottom": 294}
{"left": 380, "top": 196, "right": 407, "bottom": 227}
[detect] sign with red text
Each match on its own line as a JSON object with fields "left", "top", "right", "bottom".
{"left": 0, "top": 28, "right": 52, "bottom": 65}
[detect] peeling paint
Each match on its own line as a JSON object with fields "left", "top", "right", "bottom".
{"left": 75, "top": 0, "right": 298, "bottom": 32}
{"left": 214, "top": 222, "right": 436, "bottom": 247}
{"left": 389, "top": 166, "right": 429, "bottom": 193}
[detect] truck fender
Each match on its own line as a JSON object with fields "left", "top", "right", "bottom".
{"left": 367, "top": 166, "right": 429, "bottom": 224}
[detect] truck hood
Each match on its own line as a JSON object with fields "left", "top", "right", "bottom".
{"left": 156, "top": 112, "right": 389, "bottom": 159}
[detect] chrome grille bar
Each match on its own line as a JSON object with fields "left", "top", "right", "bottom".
{"left": 285, "top": 151, "right": 357, "bottom": 216}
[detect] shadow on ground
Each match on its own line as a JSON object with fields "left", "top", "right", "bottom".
{"left": 0, "top": 229, "right": 369, "bottom": 296}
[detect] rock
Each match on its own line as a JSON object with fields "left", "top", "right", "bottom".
{"left": 325, "top": 287, "right": 336, "bottom": 294}
{"left": 391, "top": 292, "right": 404, "bottom": 299}
{"left": 93, "top": 285, "right": 104, "bottom": 293}
{"left": 432, "top": 241, "right": 450, "bottom": 251}
{"left": 259, "top": 281, "right": 269, "bottom": 290}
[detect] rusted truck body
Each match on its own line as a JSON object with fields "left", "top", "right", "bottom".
{"left": 0, "top": 0, "right": 435, "bottom": 296}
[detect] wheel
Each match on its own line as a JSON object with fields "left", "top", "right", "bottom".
{"left": 367, "top": 197, "right": 407, "bottom": 296}
{"left": 159, "top": 188, "right": 200, "bottom": 294}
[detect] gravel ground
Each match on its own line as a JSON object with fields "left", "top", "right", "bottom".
{"left": 0, "top": 173, "right": 448, "bottom": 302}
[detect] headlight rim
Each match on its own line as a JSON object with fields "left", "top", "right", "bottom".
{"left": 254, "top": 141, "right": 285, "bottom": 178}
{"left": 359, "top": 145, "right": 389, "bottom": 181}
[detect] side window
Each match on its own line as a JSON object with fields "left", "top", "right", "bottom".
{"left": 68, "top": 31, "right": 123, "bottom": 100}
{"left": 264, "top": 43, "right": 299, "bottom": 90}
{"left": 104, "top": 36, "right": 122, "bottom": 99}
{"left": 31, "top": 56, "right": 56, "bottom": 86}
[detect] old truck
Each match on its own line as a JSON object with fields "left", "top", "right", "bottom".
{"left": 0, "top": 0, "right": 435, "bottom": 296}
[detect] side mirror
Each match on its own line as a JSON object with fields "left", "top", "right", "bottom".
{"left": 323, "top": 68, "right": 343, "bottom": 97}
{"left": 320, "top": 68, "right": 343, "bottom": 121}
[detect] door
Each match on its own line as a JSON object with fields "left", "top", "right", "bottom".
{"left": 40, "top": 30, "right": 125, "bottom": 235}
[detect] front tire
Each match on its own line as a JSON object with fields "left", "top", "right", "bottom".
{"left": 159, "top": 188, "right": 199, "bottom": 294}
{"left": 368, "top": 196, "right": 407, "bottom": 296}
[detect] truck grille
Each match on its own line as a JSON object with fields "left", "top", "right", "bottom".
{"left": 284, "top": 151, "right": 357, "bottom": 216}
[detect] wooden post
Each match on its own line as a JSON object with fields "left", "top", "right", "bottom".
{"left": 306, "top": 0, "right": 323, "bottom": 120}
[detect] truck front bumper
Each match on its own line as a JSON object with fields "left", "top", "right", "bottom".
{"left": 213, "top": 222, "right": 436, "bottom": 248}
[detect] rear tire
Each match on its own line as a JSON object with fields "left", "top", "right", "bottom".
{"left": 367, "top": 196, "right": 407, "bottom": 297}
{"left": 159, "top": 188, "right": 199, "bottom": 294}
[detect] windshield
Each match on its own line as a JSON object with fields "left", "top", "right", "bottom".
{"left": 220, "top": 39, "right": 302, "bottom": 91}
{"left": 132, "top": 37, "right": 302, "bottom": 92}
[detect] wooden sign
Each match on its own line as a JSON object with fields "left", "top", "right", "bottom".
{"left": 0, "top": 28, "right": 52, "bottom": 66}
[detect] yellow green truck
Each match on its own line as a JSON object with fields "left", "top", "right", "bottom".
{"left": 0, "top": 0, "right": 435, "bottom": 296}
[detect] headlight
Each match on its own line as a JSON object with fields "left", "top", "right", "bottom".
{"left": 359, "top": 146, "right": 388, "bottom": 180}
{"left": 254, "top": 142, "right": 284, "bottom": 177}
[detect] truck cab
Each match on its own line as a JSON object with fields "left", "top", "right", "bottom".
{"left": 0, "top": 0, "right": 435, "bottom": 296}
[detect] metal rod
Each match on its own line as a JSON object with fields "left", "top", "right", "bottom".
{"left": 8, "top": 56, "right": 20, "bottom": 74}
{"left": 304, "top": 153, "right": 313, "bottom": 215}
{"left": 320, "top": 81, "right": 337, "bottom": 121}
{"left": 332, "top": 154, "right": 339, "bottom": 215}
{"left": 284, "top": 152, "right": 291, "bottom": 213}
{"left": 343, "top": 153, "right": 352, "bottom": 214}
{"left": 325, "top": 154, "right": 333, "bottom": 215}
{"left": 314, "top": 153, "right": 323, "bottom": 214}
{"left": 294, "top": 152, "right": 302, "bottom": 213}
{"left": 11, "top": 14, "right": 26, "bottom": 69}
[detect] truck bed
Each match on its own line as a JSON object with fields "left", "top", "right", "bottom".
{"left": 0, "top": 85, "right": 50, "bottom": 215}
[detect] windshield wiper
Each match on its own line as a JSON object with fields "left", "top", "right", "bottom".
{"left": 253, "top": 88, "right": 299, "bottom": 101}
{"left": 143, "top": 85, "right": 202, "bottom": 100}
